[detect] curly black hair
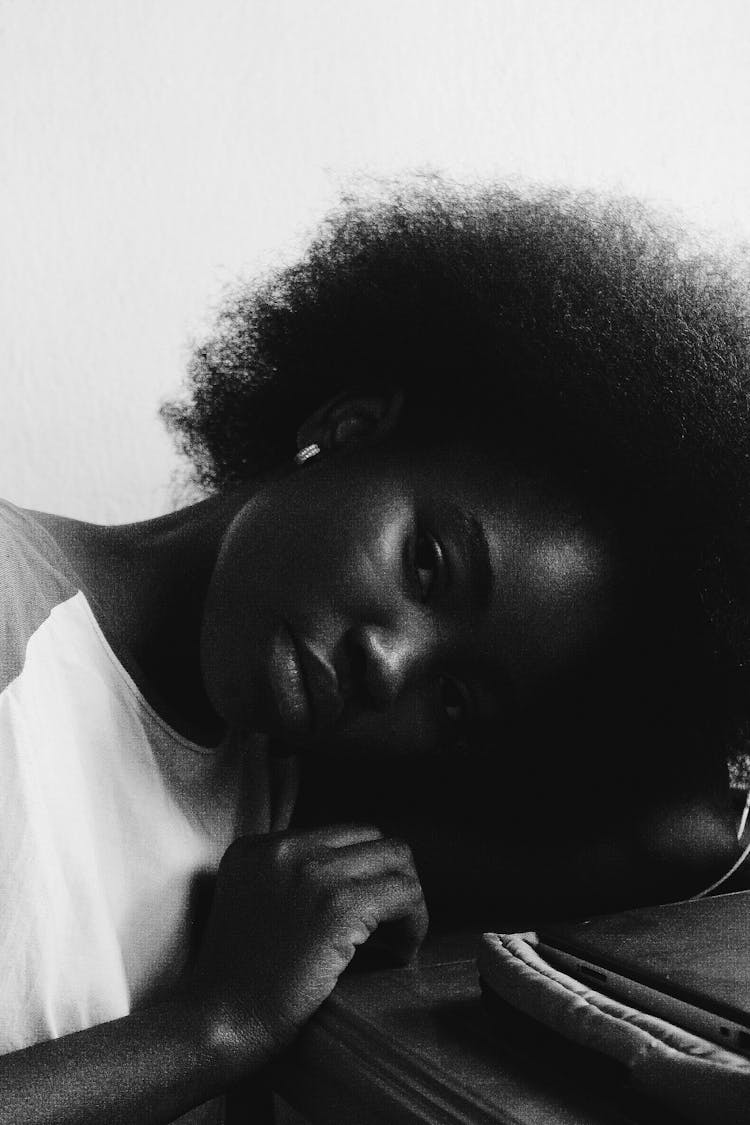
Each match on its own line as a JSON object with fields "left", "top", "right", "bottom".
{"left": 162, "top": 178, "right": 750, "bottom": 791}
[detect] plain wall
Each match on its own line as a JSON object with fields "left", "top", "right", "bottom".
{"left": 2, "top": 0, "right": 750, "bottom": 521}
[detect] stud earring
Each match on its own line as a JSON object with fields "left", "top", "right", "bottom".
{"left": 294, "top": 442, "right": 321, "bottom": 466}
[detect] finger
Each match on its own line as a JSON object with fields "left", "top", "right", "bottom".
{"left": 352, "top": 871, "right": 430, "bottom": 963}
{"left": 221, "top": 824, "right": 383, "bottom": 872}
{"left": 287, "top": 823, "right": 385, "bottom": 850}
{"left": 313, "top": 836, "right": 418, "bottom": 882}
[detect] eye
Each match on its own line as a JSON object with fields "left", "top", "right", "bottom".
{"left": 413, "top": 529, "right": 443, "bottom": 602}
{"left": 439, "top": 675, "right": 470, "bottom": 726}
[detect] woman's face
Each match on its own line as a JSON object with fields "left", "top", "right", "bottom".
{"left": 200, "top": 435, "right": 619, "bottom": 758}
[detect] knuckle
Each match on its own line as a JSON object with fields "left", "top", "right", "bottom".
{"left": 327, "top": 881, "right": 353, "bottom": 917}
{"left": 394, "top": 869, "right": 420, "bottom": 900}
{"left": 387, "top": 836, "right": 415, "bottom": 868}
{"left": 328, "top": 881, "right": 368, "bottom": 928}
{"left": 297, "top": 852, "right": 327, "bottom": 886}
{"left": 358, "top": 910, "right": 380, "bottom": 937}
{"left": 268, "top": 836, "right": 294, "bottom": 866}
{"left": 220, "top": 835, "right": 253, "bottom": 869}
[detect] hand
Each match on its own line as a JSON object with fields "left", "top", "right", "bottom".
{"left": 190, "top": 824, "right": 428, "bottom": 1065}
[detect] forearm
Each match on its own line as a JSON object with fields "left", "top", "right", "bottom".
{"left": 0, "top": 823, "right": 428, "bottom": 1125}
{"left": 424, "top": 793, "right": 742, "bottom": 930}
{"left": 0, "top": 994, "right": 264, "bottom": 1125}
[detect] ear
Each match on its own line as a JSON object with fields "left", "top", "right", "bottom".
{"left": 296, "top": 387, "right": 405, "bottom": 454}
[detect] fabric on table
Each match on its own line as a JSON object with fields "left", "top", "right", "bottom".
{"left": 478, "top": 931, "right": 750, "bottom": 1125}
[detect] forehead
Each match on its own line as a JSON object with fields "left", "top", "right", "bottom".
{"left": 397, "top": 435, "right": 612, "bottom": 565}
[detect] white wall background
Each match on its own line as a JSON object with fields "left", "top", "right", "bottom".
{"left": 2, "top": 0, "right": 750, "bottom": 522}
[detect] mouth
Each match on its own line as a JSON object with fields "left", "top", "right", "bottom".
{"left": 267, "top": 621, "right": 342, "bottom": 744}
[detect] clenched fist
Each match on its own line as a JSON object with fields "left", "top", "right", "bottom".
{"left": 189, "top": 824, "right": 428, "bottom": 1070}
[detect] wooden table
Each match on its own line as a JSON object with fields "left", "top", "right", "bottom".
{"left": 270, "top": 932, "right": 685, "bottom": 1125}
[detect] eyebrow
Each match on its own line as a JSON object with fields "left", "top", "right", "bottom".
{"left": 438, "top": 501, "right": 494, "bottom": 611}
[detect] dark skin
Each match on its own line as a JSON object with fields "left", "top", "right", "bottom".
{"left": 46, "top": 391, "right": 616, "bottom": 754}
{"left": 10, "top": 389, "right": 742, "bottom": 1123}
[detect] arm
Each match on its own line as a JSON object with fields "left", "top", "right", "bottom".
{"left": 291, "top": 751, "right": 743, "bottom": 928}
{"left": 0, "top": 825, "right": 427, "bottom": 1125}
{"left": 0, "top": 994, "right": 239, "bottom": 1125}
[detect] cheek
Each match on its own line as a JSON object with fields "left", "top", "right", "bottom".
{"left": 199, "top": 584, "right": 259, "bottom": 725}
{"left": 500, "top": 569, "right": 617, "bottom": 684}
{"left": 200, "top": 535, "right": 282, "bottom": 725}
{"left": 530, "top": 533, "right": 617, "bottom": 654}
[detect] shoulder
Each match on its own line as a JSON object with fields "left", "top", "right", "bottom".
{"left": 0, "top": 498, "right": 80, "bottom": 693}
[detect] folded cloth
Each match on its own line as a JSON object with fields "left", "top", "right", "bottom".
{"left": 478, "top": 932, "right": 750, "bottom": 1125}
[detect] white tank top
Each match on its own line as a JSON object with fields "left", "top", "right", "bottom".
{"left": 0, "top": 499, "right": 296, "bottom": 1122}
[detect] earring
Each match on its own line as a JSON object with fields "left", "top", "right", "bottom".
{"left": 294, "top": 442, "right": 321, "bottom": 466}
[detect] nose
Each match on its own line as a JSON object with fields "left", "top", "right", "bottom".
{"left": 344, "top": 609, "right": 437, "bottom": 710}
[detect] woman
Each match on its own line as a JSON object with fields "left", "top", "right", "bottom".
{"left": 1, "top": 181, "right": 748, "bottom": 1122}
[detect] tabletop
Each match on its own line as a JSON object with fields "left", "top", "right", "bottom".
{"left": 269, "top": 931, "right": 686, "bottom": 1125}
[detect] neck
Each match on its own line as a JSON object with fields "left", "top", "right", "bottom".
{"left": 33, "top": 490, "right": 251, "bottom": 746}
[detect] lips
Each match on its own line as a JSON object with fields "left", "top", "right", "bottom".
{"left": 296, "top": 636, "right": 345, "bottom": 734}
{"left": 268, "top": 621, "right": 343, "bottom": 743}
